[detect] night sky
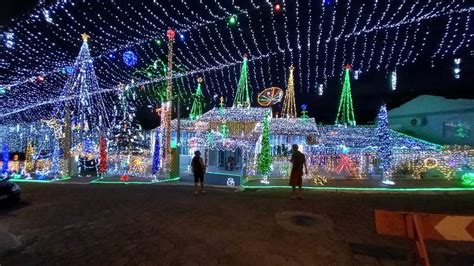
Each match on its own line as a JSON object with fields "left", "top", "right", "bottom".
{"left": 1, "top": 1, "right": 472, "bottom": 129}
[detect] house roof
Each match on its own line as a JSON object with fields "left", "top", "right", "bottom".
{"left": 313, "top": 126, "right": 441, "bottom": 153}
{"left": 388, "top": 95, "right": 474, "bottom": 117}
{"left": 254, "top": 118, "right": 319, "bottom": 135}
{"left": 196, "top": 107, "right": 271, "bottom": 122}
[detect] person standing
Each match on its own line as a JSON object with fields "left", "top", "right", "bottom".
{"left": 191, "top": 150, "right": 206, "bottom": 195}
{"left": 289, "top": 144, "right": 308, "bottom": 199}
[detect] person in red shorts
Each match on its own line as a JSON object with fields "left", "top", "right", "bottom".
{"left": 289, "top": 144, "right": 308, "bottom": 199}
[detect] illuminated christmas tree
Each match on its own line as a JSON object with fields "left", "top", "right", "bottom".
{"left": 60, "top": 33, "right": 109, "bottom": 139}
{"left": 300, "top": 104, "right": 309, "bottom": 124}
{"left": 282, "top": 65, "right": 297, "bottom": 118}
{"left": 110, "top": 96, "right": 146, "bottom": 155}
{"left": 98, "top": 134, "right": 107, "bottom": 176}
{"left": 233, "top": 54, "right": 250, "bottom": 108}
{"left": 258, "top": 115, "right": 272, "bottom": 175}
{"left": 152, "top": 131, "right": 160, "bottom": 176}
{"left": 377, "top": 105, "right": 393, "bottom": 184}
{"left": 2, "top": 143, "right": 8, "bottom": 174}
{"left": 189, "top": 77, "right": 204, "bottom": 120}
{"left": 25, "top": 142, "right": 34, "bottom": 172}
{"left": 50, "top": 139, "right": 61, "bottom": 177}
{"left": 335, "top": 64, "right": 356, "bottom": 126}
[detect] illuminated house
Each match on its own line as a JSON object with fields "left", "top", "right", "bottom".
{"left": 166, "top": 107, "right": 465, "bottom": 182}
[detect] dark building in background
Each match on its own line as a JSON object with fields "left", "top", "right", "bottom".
{"left": 388, "top": 95, "right": 474, "bottom": 146}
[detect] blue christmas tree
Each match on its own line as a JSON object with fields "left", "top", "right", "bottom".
{"left": 152, "top": 131, "right": 160, "bottom": 176}
{"left": 377, "top": 105, "right": 393, "bottom": 184}
{"left": 2, "top": 143, "right": 9, "bottom": 174}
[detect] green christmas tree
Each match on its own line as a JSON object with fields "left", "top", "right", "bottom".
{"left": 189, "top": 77, "right": 204, "bottom": 120}
{"left": 300, "top": 104, "right": 309, "bottom": 124}
{"left": 258, "top": 115, "right": 272, "bottom": 175}
{"left": 335, "top": 64, "right": 356, "bottom": 126}
{"left": 233, "top": 54, "right": 250, "bottom": 108}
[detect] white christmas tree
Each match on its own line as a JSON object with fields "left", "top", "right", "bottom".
{"left": 377, "top": 105, "right": 394, "bottom": 185}
{"left": 59, "top": 33, "right": 109, "bottom": 141}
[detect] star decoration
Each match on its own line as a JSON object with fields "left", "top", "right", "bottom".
{"left": 81, "top": 32, "right": 90, "bottom": 42}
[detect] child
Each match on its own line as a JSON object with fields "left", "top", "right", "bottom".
{"left": 191, "top": 150, "right": 206, "bottom": 195}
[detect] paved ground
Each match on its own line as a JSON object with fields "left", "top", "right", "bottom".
{"left": 1, "top": 184, "right": 474, "bottom": 265}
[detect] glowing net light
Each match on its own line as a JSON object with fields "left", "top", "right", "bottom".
{"left": 0, "top": 1, "right": 471, "bottom": 125}
{"left": 122, "top": 51, "right": 138, "bottom": 66}
{"left": 318, "top": 84, "right": 324, "bottom": 96}
{"left": 353, "top": 70, "right": 361, "bottom": 80}
{"left": 453, "top": 58, "right": 461, "bottom": 79}
{"left": 4, "top": 32, "right": 14, "bottom": 48}
{"left": 274, "top": 3, "right": 281, "bottom": 12}
{"left": 43, "top": 9, "right": 53, "bottom": 23}
{"left": 462, "top": 173, "right": 474, "bottom": 186}
{"left": 65, "top": 66, "right": 75, "bottom": 75}
{"left": 228, "top": 15, "right": 237, "bottom": 27}
{"left": 390, "top": 70, "right": 397, "bottom": 91}
{"left": 226, "top": 177, "right": 235, "bottom": 187}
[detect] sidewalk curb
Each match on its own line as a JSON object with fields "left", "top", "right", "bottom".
{"left": 18, "top": 180, "right": 474, "bottom": 194}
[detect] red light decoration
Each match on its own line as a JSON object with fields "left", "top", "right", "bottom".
{"left": 37, "top": 76, "right": 45, "bottom": 82}
{"left": 274, "top": 3, "right": 281, "bottom": 12}
{"left": 334, "top": 155, "right": 355, "bottom": 174}
{"left": 166, "top": 28, "right": 176, "bottom": 40}
{"left": 120, "top": 174, "right": 129, "bottom": 182}
{"left": 343, "top": 64, "right": 352, "bottom": 70}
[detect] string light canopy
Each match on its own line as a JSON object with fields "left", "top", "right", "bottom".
{"left": 0, "top": 0, "right": 471, "bottom": 124}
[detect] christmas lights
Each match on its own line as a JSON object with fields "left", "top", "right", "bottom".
{"left": 0, "top": 0, "right": 471, "bottom": 186}
{"left": 282, "top": 65, "right": 297, "bottom": 118}
{"left": 189, "top": 77, "right": 204, "bottom": 120}
{"left": 122, "top": 51, "right": 138, "bottom": 67}
{"left": 390, "top": 70, "right": 397, "bottom": 91}
{"left": 453, "top": 58, "right": 461, "bottom": 79}
{"left": 233, "top": 55, "right": 250, "bottom": 108}
{"left": 257, "top": 114, "right": 272, "bottom": 175}
{"left": 335, "top": 65, "right": 356, "bottom": 126}
{"left": 2, "top": 0, "right": 468, "bottom": 124}
{"left": 377, "top": 105, "right": 394, "bottom": 184}
{"left": 1, "top": 144, "right": 8, "bottom": 174}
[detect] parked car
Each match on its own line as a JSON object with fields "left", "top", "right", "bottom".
{"left": 0, "top": 177, "right": 21, "bottom": 205}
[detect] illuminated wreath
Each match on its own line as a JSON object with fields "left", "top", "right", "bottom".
{"left": 423, "top": 158, "right": 438, "bottom": 169}
{"left": 257, "top": 87, "right": 284, "bottom": 106}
